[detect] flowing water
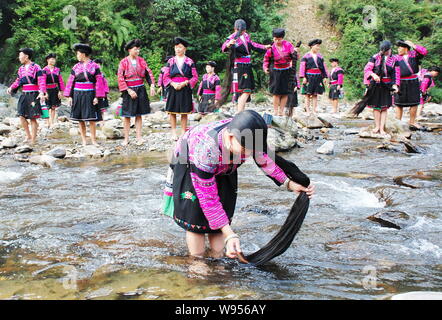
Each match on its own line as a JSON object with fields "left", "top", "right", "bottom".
{"left": 0, "top": 117, "right": 441, "bottom": 300}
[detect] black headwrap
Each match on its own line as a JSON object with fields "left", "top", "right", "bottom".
{"left": 174, "top": 37, "right": 190, "bottom": 48}
{"left": 329, "top": 58, "right": 339, "bottom": 63}
{"left": 308, "top": 39, "right": 322, "bottom": 47}
{"left": 206, "top": 61, "right": 217, "bottom": 68}
{"left": 272, "top": 28, "right": 285, "bottom": 38}
{"left": 380, "top": 40, "right": 392, "bottom": 52}
{"left": 396, "top": 40, "right": 411, "bottom": 50}
{"left": 234, "top": 19, "right": 247, "bottom": 32}
{"left": 73, "top": 43, "right": 92, "bottom": 56}
{"left": 45, "top": 53, "right": 57, "bottom": 61}
{"left": 124, "top": 39, "right": 142, "bottom": 51}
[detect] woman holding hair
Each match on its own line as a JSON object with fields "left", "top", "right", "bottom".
{"left": 64, "top": 43, "right": 106, "bottom": 146}
{"left": 7, "top": 48, "right": 46, "bottom": 145}
{"left": 163, "top": 110, "right": 315, "bottom": 259}
{"left": 117, "top": 39, "right": 156, "bottom": 146}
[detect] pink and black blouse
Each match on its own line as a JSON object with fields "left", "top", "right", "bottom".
{"left": 63, "top": 60, "right": 106, "bottom": 98}
{"left": 363, "top": 53, "right": 399, "bottom": 86}
{"left": 117, "top": 56, "right": 155, "bottom": 92}
{"left": 9, "top": 63, "right": 46, "bottom": 94}
{"left": 163, "top": 56, "right": 198, "bottom": 88}
{"left": 394, "top": 45, "right": 427, "bottom": 81}
{"left": 222, "top": 32, "right": 267, "bottom": 64}
{"left": 43, "top": 66, "right": 65, "bottom": 92}
{"left": 173, "top": 119, "right": 289, "bottom": 230}
{"left": 263, "top": 40, "right": 296, "bottom": 71}
{"left": 197, "top": 74, "right": 221, "bottom": 100}
{"left": 420, "top": 71, "right": 435, "bottom": 93}
{"left": 329, "top": 67, "right": 345, "bottom": 86}
{"left": 299, "top": 52, "right": 329, "bottom": 79}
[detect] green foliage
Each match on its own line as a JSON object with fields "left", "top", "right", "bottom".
{"left": 324, "top": 0, "right": 442, "bottom": 100}
{"left": 1, "top": 0, "right": 283, "bottom": 91}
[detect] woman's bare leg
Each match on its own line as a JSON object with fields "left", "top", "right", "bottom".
{"left": 186, "top": 231, "right": 206, "bottom": 257}
{"left": 123, "top": 117, "right": 131, "bottom": 145}
{"left": 20, "top": 116, "right": 32, "bottom": 142}
{"left": 89, "top": 121, "right": 98, "bottom": 146}
{"left": 279, "top": 95, "right": 288, "bottom": 116}
{"left": 380, "top": 109, "right": 388, "bottom": 135}
{"left": 372, "top": 110, "right": 381, "bottom": 133}
{"left": 237, "top": 93, "right": 250, "bottom": 113}
{"left": 78, "top": 121, "right": 87, "bottom": 146}
{"left": 181, "top": 114, "right": 188, "bottom": 136}
{"left": 208, "top": 233, "right": 225, "bottom": 258}
{"left": 30, "top": 119, "right": 38, "bottom": 144}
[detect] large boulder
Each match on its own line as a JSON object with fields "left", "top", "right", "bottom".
{"left": 271, "top": 116, "right": 298, "bottom": 137}
{"left": 267, "top": 127, "right": 297, "bottom": 152}
{"left": 293, "top": 113, "right": 325, "bottom": 129}
{"left": 15, "top": 145, "right": 33, "bottom": 154}
{"left": 29, "top": 155, "right": 57, "bottom": 168}
{"left": 102, "top": 125, "right": 123, "bottom": 140}
{"left": 45, "top": 147, "right": 67, "bottom": 159}
{"left": 82, "top": 145, "right": 103, "bottom": 158}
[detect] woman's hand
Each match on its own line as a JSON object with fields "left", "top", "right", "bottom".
{"left": 225, "top": 236, "right": 242, "bottom": 259}
{"left": 302, "top": 78, "right": 307, "bottom": 85}
{"left": 392, "top": 84, "right": 399, "bottom": 93}
{"left": 6, "top": 87, "right": 12, "bottom": 95}
{"left": 221, "top": 225, "right": 242, "bottom": 259}
{"left": 371, "top": 73, "right": 381, "bottom": 83}
{"left": 58, "top": 91, "right": 63, "bottom": 100}
{"left": 288, "top": 181, "right": 315, "bottom": 199}
{"left": 128, "top": 88, "right": 137, "bottom": 99}
{"left": 150, "top": 85, "right": 156, "bottom": 97}
{"left": 227, "top": 38, "right": 236, "bottom": 48}
{"left": 93, "top": 97, "right": 98, "bottom": 105}
{"left": 264, "top": 68, "right": 270, "bottom": 74}
{"left": 67, "top": 97, "right": 73, "bottom": 107}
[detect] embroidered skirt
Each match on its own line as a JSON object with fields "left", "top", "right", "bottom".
{"left": 269, "top": 68, "right": 291, "bottom": 95}
{"left": 17, "top": 91, "right": 42, "bottom": 119}
{"left": 329, "top": 84, "right": 341, "bottom": 100}
{"left": 46, "top": 87, "right": 61, "bottom": 108}
{"left": 121, "top": 85, "right": 150, "bottom": 117}
{"left": 166, "top": 86, "right": 194, "bottom": 114}
{"left": 198, "top": 94, "right": 217, "bottom": 113}
{"left": 367, "top": 83, "right": 393, "bottom": 111}
{"left": 71, "top": 90, "right": 102, "bottom": 121}
{"left": 394, "top": 78, "right": 420, "bottom": 107}
{"left": 302, "top": 73, "right": 325, "bottom": 95}
{"left": 163, "top": 162, "right": 238, "bottom": 234}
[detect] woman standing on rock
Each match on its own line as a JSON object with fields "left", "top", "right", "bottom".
{"left": 64, "top": 43, "right": 106, "bottom": 147}
{"left": 393, "top": 40, "right": 428, "bottom": 130}
{"left": 222, "top": 19, "right": 270, "bottom": 113}
{"left": 163, "top": 37, "right": 198, "bottom": 141}
{"left": 117, "top": 39, "right": 156, "bottom": 146}
{"left": 162, "top": 110, "right": 315, "bottom": 259}
{"left": 328, "top": 58, "right": 344, "bottom": 114}
{"left": 356, "top": 40, "right": 399, "bottom": 138}
{"left": 7, "top": 48, "right": 46, "bottom": 145}
{"left": 299, "top": 39, "right": 328, "bottom": 115}
{"left": 42, "top": 53, "right": 65, "bottom": 128}
{"left": 263, "top": 28, "right": 297, "bottom": 117}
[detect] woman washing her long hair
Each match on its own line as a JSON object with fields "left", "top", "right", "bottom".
{"left": 163, "top": 110, "right": 315, "bottom": 259}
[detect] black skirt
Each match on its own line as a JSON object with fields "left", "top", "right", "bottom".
{"left": 394, "top": 78, "right": 420, "bottom": 107}
{"left": 172, "top": 162, "right": 238, "bottom": 234}
{"left": 121, "top": 85, "right": 150, "bottom": 117}
{"left": 234, "top": 63, "right": 255, "bottom": 92}
{"left": 269, "top": 68, "right": 290, "bottom": 95}
{"left": 166, "top": 85, "right": 194, "bottom": 114}
{"left": 17, "top": 92, "right": 42, "bottom": 119}
{"left": 329, "top": 84, "right": 341, "bottom": 100}
{"left": 367, "top": 83, "right": 393, "bottom": 110}
{"left": 198, "top": 94, "right": 217, "bottom": 113}
{"left": 46, "top": 87, "right": 61, "bottom": 108}
{"left": 303, "top": 74, "right": 325, "bottom": 95}
{"left": 71, "top": 90, "right": 102, "bottom": 122}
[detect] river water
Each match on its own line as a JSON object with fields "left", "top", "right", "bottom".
{"left": 0, "top": 117, "right": 441, "bottom": 300}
